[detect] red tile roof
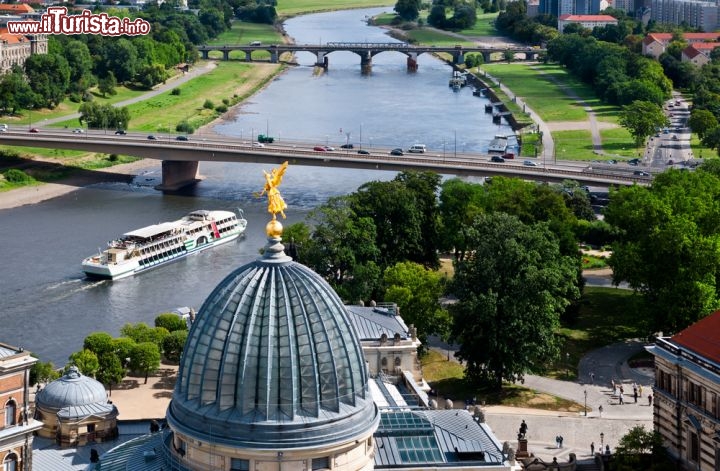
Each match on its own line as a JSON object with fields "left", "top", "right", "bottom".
{"left": 0, "top": 4, "right": 34, "bottom": 13}
{"left": 690, "top": 42, "right": 720, "bottom": 50}
{"left": 671, "top": 310, "right": 720, "bottom": 364}
{"left": 684, "top": 32, "right": 720, "bottom": 41}
{"left": 559, "top": 14, "right": 618, "bottom": 21}
{"left": 682, "top": 46, "right": 703, "bottom": 59}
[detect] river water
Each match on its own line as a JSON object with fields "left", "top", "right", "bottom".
{"left": 0, "top": 8, "right": 512, "bottom": 366}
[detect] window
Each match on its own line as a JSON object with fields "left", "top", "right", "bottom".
{"left": 712, "top": 392, "right": 718, "bottom": 418}
{"left": 230, "top": 458, "right": 249, "bottom": 471}
{"left": 2, "top": 453, "right": 17, "bottom": 471}
{"left": 689, "top": 432, "right": 699, "bottom": 463}
{"left": 689, "top": 382, "right": 703, "bottom": 408}
{"left": 659, "top": 370, "right": 674, "bottom": 395}
{"left": 87, "top": 424, "right": 95, "bottom": 433}
{"left": 312, "top": 457, "right": 330, "bottom": 470}
{"left": 4, "top": 400, "right": 16, "bottom": 427}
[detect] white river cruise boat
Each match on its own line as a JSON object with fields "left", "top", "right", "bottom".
{"left": 488, "top": 135, "right": 509, "bottom": 154}
{"left": 82, "top": 209, "right": 247, "bottom": 280}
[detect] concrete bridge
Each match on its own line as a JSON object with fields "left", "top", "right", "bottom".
{"left": 0, "top": 130, "right": 649, "bottom": 190}
{"left": 197, "top": 42, "right": 545, "bottom": 72}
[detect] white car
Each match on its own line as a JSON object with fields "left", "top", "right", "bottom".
{"left": 523, "top": 160, "right": 538, "bottom": 167}
{"left": 252, "top": 142, "right": 265, "bottom": 148}
{"left": 72, "top": 128, "right": 84, "bottom": 133}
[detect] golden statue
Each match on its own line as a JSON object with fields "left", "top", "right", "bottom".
{"left": 256, "top": 161, "right": 289, "bottom": 237}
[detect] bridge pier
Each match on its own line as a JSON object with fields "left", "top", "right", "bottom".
{"left": 270, "top": 50, "right": 278, "bottom": 63}
{"left": 222, "top": 50, "right": 230, "bottom": 61}
{"left": 156, "top": 160, "right": 202, "bottom": 191}
{"left": 482, "top": 51, "right": 491, "bottom": 63}
{"left": 406, "top": 52, "right": 418, "bottom": 72}
{"left": 245, "top": 51, "right": 252, "bottom": 62}
{"left": 360, "top": 51, "right": 372, "bottom": 74}
{"left": 315, "top": 52, "right": 327, "bottom": 69}
{"left": 452, "top": 46, "right": 464, "bottom": 65}
{"left": 200, "top": 50, "right": 209, "bottom": 60}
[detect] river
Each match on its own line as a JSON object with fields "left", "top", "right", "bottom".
{"left": 0, "top": 8, "right": 512, "bottom": 366}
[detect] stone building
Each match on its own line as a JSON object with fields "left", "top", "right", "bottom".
{"left": 34, "top": 366, "right": 118, "bottom": 447}
{"left": 0, "top": 342, "right": 42, "bottom": 471}
{"left": 648, "top": 312, "right": 720, "bottom": 470}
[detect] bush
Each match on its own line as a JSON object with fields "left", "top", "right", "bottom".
{"left": 162, "top": 330, "right": 188, "bottom": 362}
{"left": 176, "top": 121, "right": 194, "bottom": 134}
{"left": 3, "top": 169, "right": 34, "bottom": 183}
{"left": 203, "top": 99, "right": 215, "bottom": 109}
{"left": 222, "top": 98, "right": 229, "bottom": 105}
{"left": 171, "top": 88, "right": 181, "bottom": 95}
{"left": 154, "top": 313, "right": 187, "bottom": 332}
{"left": 69, "top": 92, "right": 82, "bottom": 103}
{"left": 108, "top": 154, "right": 118, "bottom": 162}
{"left": 215, "top": 104, "right": 228, "bottom": 113}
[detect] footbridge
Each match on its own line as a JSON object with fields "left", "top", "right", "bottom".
{"left": 0, "top": 130, "right": 649, "bottom": 190}
{"left": 197, "top": 42, "right": 545, "bottom": 72}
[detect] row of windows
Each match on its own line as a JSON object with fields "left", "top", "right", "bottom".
{"left": 657, "top": 368, "right": 720, "bottom": 419}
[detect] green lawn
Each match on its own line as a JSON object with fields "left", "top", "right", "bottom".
{"left": 277, "top": 0, "right": 393, "bottom": 16}
{"left": 403, "top": 28, "right": 475, "bottom": 47}
{"left": 457, "top": 12, "right": 499, "bottom": 36}
{"left": 206, "top": 21, "right": 286, "bottom": 60}
{"left": 553, "top": 130, "right": 595, "bottom": 161}
{"left": 481, "top": 64, "right": 589, "bottom": 122}
{"left": 600, "top": 128, "right": 639, "bottom": 159}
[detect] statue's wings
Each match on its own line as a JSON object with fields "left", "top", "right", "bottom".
{"left": 271, "top": 161, "right": 289, "bottom": 187}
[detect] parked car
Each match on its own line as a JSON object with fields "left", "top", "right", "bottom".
{"left": 634, "top": 170, "right": 650, "bottom": 176}
{"left": 313, "top": 146, "right": 327, "bottom": 151}
{"left": 390, "top": 148, "right": 404, "bottom": 156}
{"left": 340, "top": 143, "right": 354, "bottom": 149}
{"left": 176, "top": 135, "right": 188, "bottom": 141}
{"left": 115, "top": 129, "right": 127, "bottom": 135}
{"left": 72, "top": 128, "right": 84, "bottom": 134}
{"left": 523, "top": 160, "right": 538, "bottom": 167}
{"left": 490, "top": 156, "right": 505, "bottom": 163}
{"left": 147, "top": 135, "right": 157, "bottom": 140}
{"left": 357, "top": 149, "right": 370, "bottom": 155}
{"left": 29, "top": 128, "right": 39, "bottom": 133}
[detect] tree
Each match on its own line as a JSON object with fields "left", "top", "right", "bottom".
{"left": 129, "top": 342, "right": 161, "bottom": 384}
{"left": 68, "top": 349, "right": 100, "bottom": 378}
{"left": 83, "top": 332, "right": 115, "bottom": 356}
{"left": 24, "top": 53, "right": 70, "bottom": 108}
{"left": 155, "top": 313, "right": 187, "bottom": 332}
{"left": 162, "top": 330, "right": 188, "bottom": 362}
{"left": 394, "top": 0, "right": 421, "bottom": 21}
{"left": 98, "top": 73, "right": 117, "bottom": 98}
{"left": 688, "top": 109, "right": 718, "bottom": 141}
{"left": 96, "top": 353, "right": 125, "bottom": 396}
{"left": 613, "top": 426, "right": 669, "bottom": 471}
{"left": 604, "top": 171, "right": 720, "bottom": 332}
{"left": 383, "top": 262, "right": 450, "bottom": 347}
{"left": 105, "top": 38, "right": 139, "bottom": 83}
{"left": 439, "top": 178, "right": 485, "bottom": 260}
{"left": 30, "top": 358, "right": 60, "bottom": 386}
{"left": 120, "top": 322, "right": 169, "bottom": 347}
{"left": 63, "top": 40, "right": 95, "bottom": 94}
{"left": 450, "top": 212, "right": 580, "bottom": 390}
{"left": 619, "top": 100, "right": 669, "bottom": 148}
{"left": 113, "top": 337, "right": 136, "bottom": 367}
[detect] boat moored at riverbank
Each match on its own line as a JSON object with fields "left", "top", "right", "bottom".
{"left": 82, "top": 210, "right": 247, "bottom": 280}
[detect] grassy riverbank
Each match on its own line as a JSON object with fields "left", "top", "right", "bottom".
{"left": 276, "top": 0, "right": 393, "bottom": 17}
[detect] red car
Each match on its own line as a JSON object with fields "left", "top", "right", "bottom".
{"left": 313, "top": 146, "right": 327, "bottom": 151}
{"left": 29, "top": 128, "right": 39, "bottom": 133}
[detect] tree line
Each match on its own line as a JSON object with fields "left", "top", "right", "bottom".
{"left": 30, "top": 312, "right": 189, "bottom": 393}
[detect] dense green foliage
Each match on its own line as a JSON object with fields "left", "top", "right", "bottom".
{"left": 155, "top": 313, "right": 189, "bottom": 332}
{"left": 29, "top": 357, "right": 60, "bottom": 386}
{"left": 426, "top": 1, "right": 478, "bottom": 29}
{"left": 394, "top": 0, "right": 421, "bottom": 21}
{"left": 613, "top": 426, "right": 673, "bottom": 471}
{"left": 605, "top": 168, "right": 720, "bottom": 333}
{"left": 619, "top": 100, "right": 669, "bottom": 147}
{"left": 450, "top": 212, "right": 580, "bottom": 389}
{"left": 162, "top": 330, "right": 189, "bottom": 363}
{"left": 129, "top": 342, "right": 162, "bottom": 384}
{"left": 68, "top": 349, "right": 100, "bottom": 377}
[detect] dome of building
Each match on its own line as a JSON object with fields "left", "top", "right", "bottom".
{"left": 36, "top": 366, "right": 108, "bottom": 411}
{"left": 167, "top": 236, "right": 379, "bottom": 450}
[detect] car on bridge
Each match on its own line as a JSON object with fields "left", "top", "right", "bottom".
{"left": 313, "top": 146, "right": 326, "bottom": 152}
{"left": 147, "top": 135, "right": 157, "bottom": 140}
{"left": 490, "top": 156, "right": 505, "bottom": 163}
{"left": 634, "top": 170, "right": 650, "bottom": 177}
{"left": 357, "top": 149, "right": 370, "bottom": 155}
{"left": 390, "top": 148, "right": 404, "bottom": 156}
{"left": 115, "top": 130, "right": 127, "bottom": 135}
{"left": 523, "top": 160, "right": 538, "bottom": 167}
{"left": 176, "top": 135, "right": 189, "bottom": 141}
{"left": 29, "top": 128, "right": 39, "bottom": 133}
{"left": 72, "top": 128, "right": 84, "bottom": 134}
{"left": 340, "top": 143, "right": 354, "bottom": 149}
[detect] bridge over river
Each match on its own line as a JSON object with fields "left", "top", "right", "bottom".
{"left": 197, "top": 42, "right": 545, "bottom": 71}
{"left": 0, "top": 129, "right": 651, "bottom": 190}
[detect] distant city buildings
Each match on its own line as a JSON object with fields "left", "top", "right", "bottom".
{"left": 649, "top": 0, "right": 718, "bottom": 33}
{"left": 648, "top": 312, "right": 720, "bottom": 471}
{"left": 0, "top": 343, "right": 42, "bottom": 471}
{"left": 0, "top": 5, "right": 47, "bottom": 73}
{"left": 558, "top": 14, "right": 619, "bottom": 31}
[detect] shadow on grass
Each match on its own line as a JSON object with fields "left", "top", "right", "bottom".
{"left": 0, "top": 156, "right": 138, "bottom": 187}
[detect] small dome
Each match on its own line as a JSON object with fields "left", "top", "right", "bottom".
{"left": 168, "top": 237, "right": 379, "bottom": 449}
{"left": 36, "top": 366, "right": 108, "bottom": 409}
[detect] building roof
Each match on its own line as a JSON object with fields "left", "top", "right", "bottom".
{"left": 346, "top": 305, "right": 410, "bottom": 341}
{"left": 559, "top": 14, "right": 618, "bottom": 21}
{"left": 0, "top": 4, "right": 34, "bottom": 13}
{"left": 670, "top": 310, "right": 720, "bottom": 363}
{"left": 0, "top": 343, "right": 20, "bottom": 359}
{"left": 167, "top": 234, "right": 379, "bottom": 449}
{"left": 682, "top": 46, "right": 704, "bottom": 59}
{"left": 36, "top": 366, "right": 110, "bottom": 411}
{"left": 688, "top": 42, "right": 720, "bottom": 51}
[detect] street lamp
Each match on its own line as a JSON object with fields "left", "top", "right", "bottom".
{"left": 600, "top": 432, "right": 604, "bottom": 450}
{"left": 584, "top": 390, "right": 587, "bottom": 416}
{"left": 359, "top": 122, "right": 363, "bottom": 150}
{"left": 454, "top": 130, "right": 457, "bottom": 158}
{"left": 345, "top": 132, "right": 351, "bottom": 153}
{"left": 566, "top": 352, "right": 570, "bottom": 378}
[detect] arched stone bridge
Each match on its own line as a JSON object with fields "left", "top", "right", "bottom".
{"left": 196, "top": 42, "right": 545, "bottom": 72}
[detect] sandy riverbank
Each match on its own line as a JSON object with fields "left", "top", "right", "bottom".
{"left": 0, "top": 158, "right": 157, "bottom": 211}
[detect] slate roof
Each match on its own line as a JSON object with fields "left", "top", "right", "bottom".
{"left": 346, "top": 305, "right": 409, "bottom": 341}
{"left": 0, "top": 343, "right": 19, "bottom": 359}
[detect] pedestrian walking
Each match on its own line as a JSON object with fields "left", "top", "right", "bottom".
{"left": 648, "top": 394, "right": 653, "bottom": 406}
{"left": 611, "top": 379, "right": 615, "bottom": 391}
{"left": 620, "top": 385, "right": 624, "bottom": 396}
{"left": 590, "top": 372, "right": 595, "bottom": 384}
{"left": 619, "top": 394, "right": 624, "bottom": 405}
{"left": 555, "top": 435, "right": 560, "bottom": 448}
{"left": 598, "top": 405, "right": 603, "bottom": 417}
{"left": 639, "top": 384, "right": 643, "bottom": 397}
{"left": 590, "top": 441, "right": 595, "bottom": 455}
{"left": 634, "top": 390, "right": 638, "bottom": 403}
{"left": 559, "top": 435, "right": 564, "bottom": 448}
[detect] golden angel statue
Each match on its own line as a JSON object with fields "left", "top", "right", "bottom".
{"left": 257, "top": 161, "right": 288, "bottom": 219}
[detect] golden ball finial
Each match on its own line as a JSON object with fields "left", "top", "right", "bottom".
{"left": 266, "top": 219, "right": 283, "bottom": 238}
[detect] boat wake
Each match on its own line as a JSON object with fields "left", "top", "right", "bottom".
{"left": 4, "top": 277, "right": 108, "bottom": 313}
